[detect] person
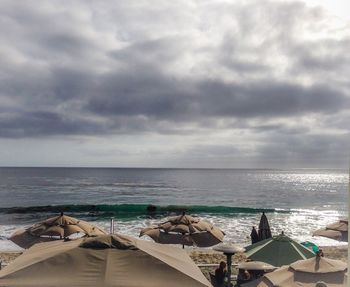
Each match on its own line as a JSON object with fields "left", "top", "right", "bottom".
{"left": 214, "top": 261, "right": 227, "bottom": 287}
{"left": 316, "top": 249, "right": 324, "bottom": 257}
{"left": 236, "top": 269, "right": 251, "bottom": 286}
{"left": 250, "top": 226, "right": 259, "bottom": 244}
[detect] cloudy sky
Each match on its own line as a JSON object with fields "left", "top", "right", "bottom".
{"left": 0, "top": 0, "right": 349, "bottom": 168}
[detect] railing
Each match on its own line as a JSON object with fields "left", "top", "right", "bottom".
{"left": 196, "top": 263, "right": 238, "bottom": 267}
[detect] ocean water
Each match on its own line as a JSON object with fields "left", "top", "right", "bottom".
{"left": 0, "top": 167, "right": 347, "bottom": 250}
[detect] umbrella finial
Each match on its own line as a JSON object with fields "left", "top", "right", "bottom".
{"left": 281, "top": 231, "right": 284, "bottom": 235}
{"left": 60, "top": 212, "right": 64, "bottom": 216}
{"left": 315, "top": 281, "right": 327, "bottom": 287}
{"left": 182, "top": 211, "right": 185, "bottom": 216}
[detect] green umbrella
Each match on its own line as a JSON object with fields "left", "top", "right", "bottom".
{"left": 245, "top": 232, "right": 315, "bottom": 267}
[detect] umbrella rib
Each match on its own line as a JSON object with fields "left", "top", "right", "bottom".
{"left": 290, "top": 242, "right": 308, "bottom": 260}
{"left": 245, "top": 240, "right": 273, "bottom": 257}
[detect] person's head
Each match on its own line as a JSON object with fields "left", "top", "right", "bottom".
{"left": 219, "top": 261, "right": 226, "bottom": 269}
{"left": 317, "top": 249, "right": 324, "bottom": 257}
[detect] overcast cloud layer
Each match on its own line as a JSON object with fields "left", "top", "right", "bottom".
{"left": 0, "top": 0, "right": 349, "bottom": 168}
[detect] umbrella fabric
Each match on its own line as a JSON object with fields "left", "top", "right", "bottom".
{"left": 9, "top": 229, "right": 54, "bottom": 249}
{"left": 313, "top": 219, "right": 348, "bottom": 242}
{"left": 0, "top": 234, "right": 212, "bottom": 287}
{"left": 290, "top": 256, "right": 346, "bottom": 273}
{"left": 326, "top": 219, "right": 348, "bottom": 232}
{"left": 242, "top": 256, "right": 347, "bottom": 287}
{"left": 139, "top": 228, "right": 193, "bottom": 245}
{"left": 301, "top": 241, "right": 319, "bottom": 253}
{"left": 10, "top": 213, "right": 107, "bottom": 249}
{"left": 140, "top": 213, "right": 225, "bottom": 247}
{"left": 237, "top": 261, "right": 276, "bottom": 271}
{"left": 258, "top": 212, "right": 272, "bottom": 241}
{"left": 245, "top": 233, "right": 315, "bottom": 267}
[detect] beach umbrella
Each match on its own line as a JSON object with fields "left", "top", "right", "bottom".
{"left": 10, "top": 213, "right": 107, "bottom": 249}
{"left": 140, "top": 213, "right": 225, "bottom": 247}
{"left": 301, "top": 241, "right": 319, "bottom": 253}
{"left": 0, "top": 234, "right": 212, "bottom": 287}
{"left": 241, "top": 256, "right": 347, "bottom": 287}
{"left": 237, "top": 261, "right": 276, "bottom": 271}
{"left": 258, "top": 212, "right": 272, "bottom": 241}
{"left": 245, "top": 232, "right": 315, "bottom": 267}
{"left": 313, "top": 219, "right": 348, "bottom": 242}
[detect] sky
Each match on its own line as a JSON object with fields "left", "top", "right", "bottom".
{"left": 0, "top": 0, "right": 349, "bottom": 168}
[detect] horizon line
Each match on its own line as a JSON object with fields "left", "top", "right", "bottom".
{"left": 0, "top": 166, "right": 346, "bottom": 170}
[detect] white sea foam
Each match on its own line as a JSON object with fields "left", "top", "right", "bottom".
{"left": 1, "top": 209, "right": 346, "bottom": 251}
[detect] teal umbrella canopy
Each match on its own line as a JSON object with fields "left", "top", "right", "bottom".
{"left": 245, "top": 233, "right": 315, "bottom": 267}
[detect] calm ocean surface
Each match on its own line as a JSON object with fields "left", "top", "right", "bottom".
{"left": 0, "top": 167, "right": 347, "bottom": 250}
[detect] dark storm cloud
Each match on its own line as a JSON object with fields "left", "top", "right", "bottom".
{"left": 85, "top": 71, "right": 349, "bottom": 120}
{"left": 0, "top": 110, "right": 102, "bottom": 138}
{"left": 195, "top": 81, "right": 348, "bottom": 117}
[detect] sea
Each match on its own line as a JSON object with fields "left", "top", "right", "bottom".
{"left": 0, "top": 167, "right": 348, "bottom": 251}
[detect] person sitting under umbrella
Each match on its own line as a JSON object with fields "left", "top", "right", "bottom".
{"left": 214, "top": 261, "right": 227, "bottom": 287}
{"left": 236, "top": 269, "right": 251, "bottom": 286}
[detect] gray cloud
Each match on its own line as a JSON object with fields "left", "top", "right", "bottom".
{"left": 0, "top": 110, "right": 102, "bottom": 138}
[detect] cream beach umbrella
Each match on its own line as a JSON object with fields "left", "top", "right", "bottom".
{"left": 237, "top": 261, "right": 277, "bottom": 271}
{"left": 313, "top": 219, "right": 348, "bottom": 242}
{"left": 140, "top": 213, "right": 225, "bottom": 247}
{"left": 245, "top": 232, "right": 315, "bottom": 267}
{"left": 0, "top": 234, "right": 212, "bottom": 287}
{"left": 242, "top": 256, "right": 347, "bottom": 287}
{"left": 10, "top": 213, "right": 107, "bottom": 248}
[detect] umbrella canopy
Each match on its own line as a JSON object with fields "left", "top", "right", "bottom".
{"left": 258, "top": 212, "right": 272, "bottom": 241}
{"left": 0, "top": 234, "right": 211, "bottom": 287}
{"left": 301, "top": 241, "right": 319, "bottom": 253}
{"left": 140, "top": 213, "right": 225, "bottom": 247}
{"left": 313, "top": 219, "right": 348, "bottom": 242}
{"left": 242, "top": 256, "right": 347, "bottom": 287}
{"left": 237, "top": 261, "right": 276, "bottom": 271}
{"left": 10, "top": 213, "right": 107, "bottom": 248}
{"left": 245, "top": 233, "right": 315, "bottom": 267}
